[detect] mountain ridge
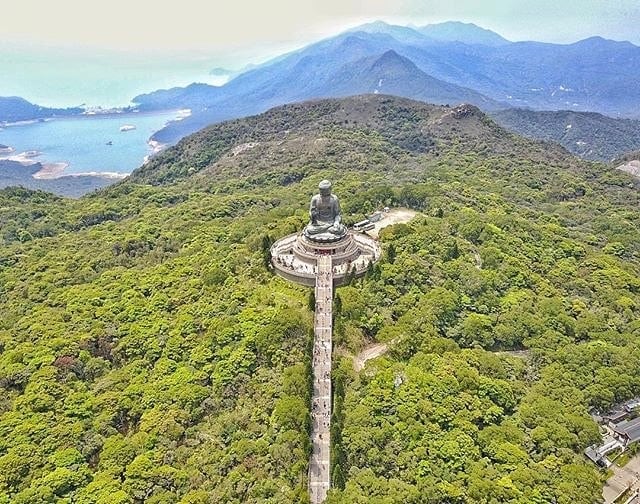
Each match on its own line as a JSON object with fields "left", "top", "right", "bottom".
{"left": 417, "top": 21, "right": 510, "bottom": 46}
{"left": 133, "top": 22, "right": 640, "bottom": 146}
{"left": 307, "top": 50, "right": 504, "bottom": 109}
{"left": 131, "top": 94, "right": 572, "bottom": 186}
{"left": 490, "top": 108, "right": 640, "bottom": 161}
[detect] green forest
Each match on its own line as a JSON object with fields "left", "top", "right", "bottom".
{"left": 1, "top": 95, "right": 640, "bottom": 503}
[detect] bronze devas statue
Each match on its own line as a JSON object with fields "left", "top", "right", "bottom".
{"left": 303, "top": 180, "right": 347, "bottom": 241}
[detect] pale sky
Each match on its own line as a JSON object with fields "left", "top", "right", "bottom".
{"left": 2, "top": 0, "right": 639, "bottom": 60}
{"left": 2, "top": 0, "right": 639, "bottom": 107}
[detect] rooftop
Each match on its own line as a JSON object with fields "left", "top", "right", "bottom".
{"left": 613, "top": 416, "right": 640, "bottom": 443}
{"left": 605, "top": 410, "right": 628, "bottom": 422}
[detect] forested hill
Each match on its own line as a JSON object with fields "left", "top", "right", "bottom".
{"left": 132, "top": 94, "right": 569, "bottom": 186}
{"left": 491, "top": 108, "right": 640, "bottom": 162}
{"left": 1, "top": 94, "right": 640, "bottom": 503}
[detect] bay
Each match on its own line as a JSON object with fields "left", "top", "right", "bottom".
{"left": 0, "top": 110, "right": 180, "bottom": 176}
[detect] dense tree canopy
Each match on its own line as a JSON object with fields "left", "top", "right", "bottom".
{"left": 2, "top": 96, "right": 640, "bottom": 503}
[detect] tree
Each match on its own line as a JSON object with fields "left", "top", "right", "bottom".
{"left": 386, "top": 243, "right": 397, "bottom": 264}
{"left": 261, "top": 234, "right": 274, "bottom": 270}
{"left": 308, "top": 290, "right": 316, "bottom": 312}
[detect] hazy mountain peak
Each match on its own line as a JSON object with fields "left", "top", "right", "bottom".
{"left": 361, "top": 50, "right": 418, "bottom": 78}
{"left": 139, "top": 19, "right": 640, "bottom": 145}
{"left": 348, "top": 20, "right": 428, "bottom": 44}
{"left": 339, "top": 33, "right": 376, "bottom": 46}
{"left": 354, "top": 20, "right": 392, "bottom": 31}
{"left": 570, "top": 35, "right": 637, "bottom": 48}
{"left": 209, "top": 67, "right": 234, "bottom": 76}
{"left": 374, "top": 49, "right": 411, "bottom": 64}
{"left": 418, "top": 21, "right": 510, "bottom": 46}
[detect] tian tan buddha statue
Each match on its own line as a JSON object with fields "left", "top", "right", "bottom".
{"left": 303, "top": 180, "right": 347, "bottom": 241}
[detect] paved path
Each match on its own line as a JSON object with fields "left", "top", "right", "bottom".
{"left": 604, "top": 455, "right": 640, "bottom": 504}
{"left": 309, "top": 255, "right": 333, "bottom": 504}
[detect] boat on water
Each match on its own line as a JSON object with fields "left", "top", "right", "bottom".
{"left": 106, "top": 141, "right": 113, "bottom": 146}
{"left": 119, "top": 124, "right": 136, "bottom": 132}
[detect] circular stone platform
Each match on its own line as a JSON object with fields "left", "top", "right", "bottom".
{"left": 271, "top": 231, "right": 381, "bottom": 287}
{"left": 301, "top": 230, "right": 348, "bottom": 244}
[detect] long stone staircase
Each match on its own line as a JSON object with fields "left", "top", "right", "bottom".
{"left": 309, "top": 255, "right": 333, "bottom": 503}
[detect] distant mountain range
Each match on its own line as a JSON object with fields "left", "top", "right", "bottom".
{"left": 417, "top": 21, "right": 510, "bottom": 46}
{"left": 0, "top": 97, "right": 82, "bottom": 124}
{"left": 132, "top": 21, "right": 640, "bottom": 146}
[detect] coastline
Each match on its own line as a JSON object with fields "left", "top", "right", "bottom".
{"left": 0, "top": 107, "right": 190, "bottom": 128}
{"left": 145, "top": 139, "right": 168, "bottom": 164}
{"left": 32, "top": 162, "right": 71, "bottom": 179}
{"left": 0, "top": 150, "right": 70, "bottom": 179}
{"left": 0, "top": 150, "right": 45, "bottom": 165}
{"left": 0, "top": 152, "right": 125, "bottom": 180}
{"left": 63, "top": 171, "right": 128, "bottom": 179}
{"left": 0, "top": 119, "right": 42, "bottom": 128}
{"left": 143, "top": 109, "right": 190, "bottom": 163}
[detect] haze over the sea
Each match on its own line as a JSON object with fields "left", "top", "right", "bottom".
{"left": 0, "top": 44, "right": 231, "bottom": 108}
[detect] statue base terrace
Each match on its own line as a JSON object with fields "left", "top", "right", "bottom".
{"left": 271, "top": 231, "right": 381, "bottom": 287}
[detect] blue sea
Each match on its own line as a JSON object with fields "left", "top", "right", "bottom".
{"left": 0, "top": 111, "right": 181, "bottom": 175}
